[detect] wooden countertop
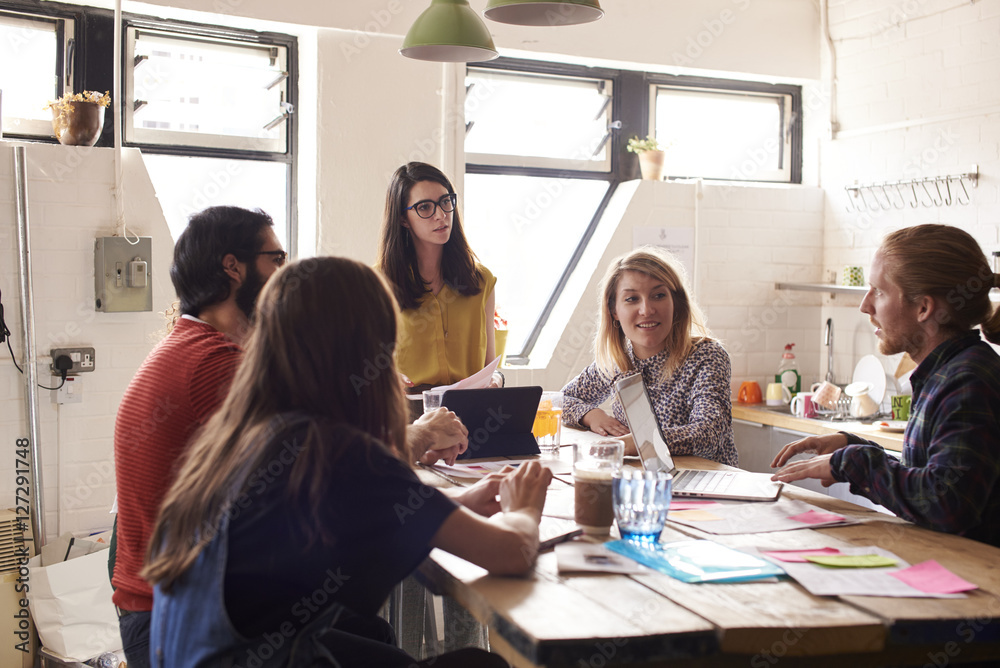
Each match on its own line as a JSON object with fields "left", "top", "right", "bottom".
{"left": 733, "top": 403, "right": 905, "bottom": 452}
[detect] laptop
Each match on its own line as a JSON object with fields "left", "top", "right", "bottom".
{"left": 442, "top": 386, "right": 543, "bottom": 460}
{"left": 614, "top": 374, "right": 782, "bottom": 502}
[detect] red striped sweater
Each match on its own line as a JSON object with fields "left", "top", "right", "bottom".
{"left": 112, "top": 317, "right": 242, "bottom": 611}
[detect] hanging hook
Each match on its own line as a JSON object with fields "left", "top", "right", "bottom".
{"left": 955, "top": 175, "right": 972, "bottom": 205}
{"left": 908, "top": 182, "right": 920, "bottom": 208}
{"left": 890, "top": 183, "right": 906, "bottom": 209}
{"left": 876, "top": 184, "right": 894, "bottom": 210}
{"left": 941, "top": 178, "right": 952, "bottom": 206}
{"left": 932, "top": 179, "right": 945, "bottom": 206}
{"left": 919, "top": 180, "right": 938, "bottom": 207}
{"left": 844, "top": 186, "right": 858, "bottom": 213}
{"left": 857, "top": 187, "right": 876, "bottom": 212}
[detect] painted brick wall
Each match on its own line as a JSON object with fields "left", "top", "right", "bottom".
{"left": 0, "top": 143, "right": 174, "bottom": 541}
{"left": 818, "top": 0, "right": 1000, "bottom": 382}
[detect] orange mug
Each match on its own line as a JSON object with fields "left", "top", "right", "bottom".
{"left": 737, "top": 381, "right": 762, "bottom": 404}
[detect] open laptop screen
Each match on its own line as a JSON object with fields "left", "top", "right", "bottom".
{"left": 614, "top": 373, "right": 674, "bottom": 473}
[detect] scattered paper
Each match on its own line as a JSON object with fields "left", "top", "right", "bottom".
{"left": 762, "top": 547, "right": 842, "bottom": 563}
{"left": 889, "top": 560, "right": 977, "bottom": 594}
{"left": 670, "top": 500, "right": 725, "bottom": 511}
{"left": 670, "top": 509, "right": 724, "bottom": 522}
{"left": 759, "top": 546, "right": 967, "bottom": 599}
{"left": 433, "top": 356, "right": 502, "bottom": 392}
{"left": 789, "top": 509, "right": 847, "bottom": 525}
{"left": 543, "top": 487, "right": 575, "bottom": 520}
{"left": 556, "top": 542, "right": 653, "bottom": 574}
{"left": 806, "top": 555, "right": 897, "bottom": 569}
{"left": 667, "top": 498, "right": 856, "bottom": 535}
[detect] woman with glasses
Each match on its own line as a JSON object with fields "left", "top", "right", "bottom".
{"left": 377, "top": 162, "right": 502, "bottom": 390}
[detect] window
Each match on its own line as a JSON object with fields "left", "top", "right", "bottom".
{"left": 465, "top": 62, "right": 802, "bottom": 365}
{"left": 465, "top": 60, "right": 621, "bottom": 365}
{"left": 123, "top": 20, "right": 297, "bottom": 248}
{"left": 0, "top": 10, "right": 74, "bottom": 137}
{"left": 649, "top": 77, "right": 801, "bottom": 183}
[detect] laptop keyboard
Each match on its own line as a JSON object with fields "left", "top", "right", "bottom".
{"left": 674, "top": 469, "right": 735, "bottom": 494}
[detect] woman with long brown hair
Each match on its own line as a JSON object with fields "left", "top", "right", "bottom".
{"left": 561, "top": 246, "right": 736, "bottom": 465}
{"left": 143, "top": 257, "right": 549, "bottom": 667}
{"left": 377, "top": 162, "right": 503, "bottom": 389}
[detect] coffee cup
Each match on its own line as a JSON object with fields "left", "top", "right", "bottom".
{"left": 765, "top": 382, "right": 791, "bottom": 406}
{"left": 573, "top": 439, "right": 624, "bottom": 535}
{"left": 737, "top": 381, "right": 763, "bottom": 404}
{"left": 810, "top": 381, "right": 842, "bottom": 410}
{"left": 790, "top": 392, "right": 816, "bottom": 418}
{"left": 842, "top": 265, "right": 865, "bottom": 287}
{"left": 891, "top": 394, "right": 911, "bottom": 421}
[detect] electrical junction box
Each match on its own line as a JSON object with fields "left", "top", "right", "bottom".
{"left": 95, "top": 236, "right": 152, "bottom": 312}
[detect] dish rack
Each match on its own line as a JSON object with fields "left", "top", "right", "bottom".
{"left": 814, "top": 395, "right": 854, "bottom": 421}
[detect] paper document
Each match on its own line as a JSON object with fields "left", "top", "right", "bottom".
{"left": 556, "top": 542, "right": 653, "bottom": 574}
{"left": 666, "top": 498, "right": 856, "bottom": 535}
{"left": 758, "top": 546, "right": 968, "bottom": 598}
{"left": 434, "top": 356, "right": 502, "bottom": 392}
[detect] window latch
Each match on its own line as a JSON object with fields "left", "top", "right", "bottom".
{"left": 263, "top": 102, "right": 295, "bottom": 131}
{"left": 592, "top": 120, "right": 622, "bottom": 156}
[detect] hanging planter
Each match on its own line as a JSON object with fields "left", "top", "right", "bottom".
{"left": 46, "top": 91, "right": 110, "bottom": 147}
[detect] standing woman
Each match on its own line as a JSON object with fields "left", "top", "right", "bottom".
{"left": 143, "top": 258, "right": 548, "bottom": 667}
{"left": 377, "top": 162, "right": 502, "bottom": 389}
{"left": 561, "top": 247, "right": 737, "bottom": 466}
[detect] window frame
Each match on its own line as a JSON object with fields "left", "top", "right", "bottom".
{"left": 465, "top": 61, "right": 802, "bottom": 365}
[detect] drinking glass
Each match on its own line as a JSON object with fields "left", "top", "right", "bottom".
{"left": 532, "top": 391, "right": 563, "bottom": 455}
{"left": 573, "top": 439, "right": 624, "bottom": 535}
{"left": 422, "top": 389, "right": 444, "bottom": 414}
{"left": 613, "top": 469, "right": 672, "bottom": 543}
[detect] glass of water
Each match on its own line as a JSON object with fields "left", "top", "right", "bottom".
{"left": 422, "top": 389, "right": 444, "bottom": 414}
{"left": 613, "top": 469, "right": 672, "bottom": 543}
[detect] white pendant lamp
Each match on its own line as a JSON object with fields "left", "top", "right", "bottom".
{"left": 401, "top": 0, "right": 499, "bottom": 63}
{"left": 484, "top": 0, "right": 604, "bottom": 26}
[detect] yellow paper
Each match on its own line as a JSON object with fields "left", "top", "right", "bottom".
{"left": 805, "top": 554, "right": 897, "bottom": 568}
{"left": 670, "top": 510, "right": 723, "bottom": 522}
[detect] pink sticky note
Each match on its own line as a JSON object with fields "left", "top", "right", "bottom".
{"left": 762, "top": 547, "right": 842, "bottom": 563}
{"left": 670, "top": 500, "right": 724, "bottom": 511}
{"left": 788, "top": 509, "right": 846, "bottom": 525}
{"left": 889, "top": 560, "right": 978, "bottom": 594}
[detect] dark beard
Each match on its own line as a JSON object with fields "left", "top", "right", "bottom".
{"left": 235, "top": 262, "right": 265, "bottom": 319}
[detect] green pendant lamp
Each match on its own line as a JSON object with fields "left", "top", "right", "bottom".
{"left": 484, "top": 0, "right": 604, "bottom": 26}
{"left": 401, "top": 0, "right": 499, "bottom": 62}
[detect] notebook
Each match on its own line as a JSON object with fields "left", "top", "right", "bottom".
{"left": 614, "top": 373, "right": 783, "bottom": 502}
{"left": 442, "top": 386, "right": 543, "bottom": 460}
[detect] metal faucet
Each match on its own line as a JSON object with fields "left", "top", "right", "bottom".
{"left": 824, "top": 318, "right": 835, "bottom": 383}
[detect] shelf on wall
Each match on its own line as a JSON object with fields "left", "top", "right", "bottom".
{"left": 775, "top": 282, "right": 867, "bottom": 296}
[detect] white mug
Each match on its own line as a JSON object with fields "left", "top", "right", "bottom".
{"left": 765, "top": 382, "right": 791, "bottom": 406}
{"left": 845, "top": 382, "right": 879, "bottom": 418}
{"left": 790, "top": 392, "right": 816, "bottom": 418}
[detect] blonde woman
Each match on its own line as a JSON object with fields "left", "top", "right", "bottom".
{"left": 143, "top": 258, "right": 547, "bottom": 667}
{"left": 562, "top": 247, "right": 737, "bottom": 466}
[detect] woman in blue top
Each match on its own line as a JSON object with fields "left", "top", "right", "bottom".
{"left": 142, "top": 258, "right": 550, "bottom": 667}
{"left": 562, "top": 246, "right": 737, "bottom": 466}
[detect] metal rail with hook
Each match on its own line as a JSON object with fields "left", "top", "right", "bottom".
{"left": 844, "top": 165, "right": 979, "bottom": 213}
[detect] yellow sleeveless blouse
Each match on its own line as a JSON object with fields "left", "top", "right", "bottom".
{"left": 396, "top": 264, "right": 496, "bottom": 387}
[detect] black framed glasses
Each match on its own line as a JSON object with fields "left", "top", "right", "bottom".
{"left": 256, "top": 250, "right": 287, "bottom": 266}
{"left": 406, "top": 193, "right": 457, "bottom": 219}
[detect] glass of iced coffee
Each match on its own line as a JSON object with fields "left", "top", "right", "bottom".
{"left": 573, "top": 439, "right": 624, "bottom": 536}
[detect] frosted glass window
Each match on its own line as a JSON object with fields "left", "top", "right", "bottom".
{"left": 463, "top": 174, "right": 608, "bottom": 355}
{"left": 127, "top": 28, "right": 289, "bottom": 152}
{"left": 466, "top": 69, "right": 612, "bottom": 171}
{"left": 653, "top": 87, "right": 792, "bottom": 182}
{"left": 0, "top": 14, "right": 64, "bottom": 137}
{"left": 142, "top": 154, "right": 288, "bottom": 248}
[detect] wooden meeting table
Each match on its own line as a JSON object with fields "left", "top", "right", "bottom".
{"left": 413, "top": 430, "right": 1000, "bottom": 667}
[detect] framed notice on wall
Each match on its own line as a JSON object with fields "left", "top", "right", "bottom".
{"left": 633, "top": 227, "right": 694, "bottom": 280}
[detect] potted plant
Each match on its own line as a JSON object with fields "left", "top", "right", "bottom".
{"left": 626, "top": 134, "right": 666, "bottom": 181}
{"left": 45, "top": 91, "right": 110, "bottom": 147}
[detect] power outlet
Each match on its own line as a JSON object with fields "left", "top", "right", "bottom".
{"left": 50, "top": 347, "right": 96, "bottom": 374}
{"left": 53, "top": 376, "right": 83, "bottom": 405}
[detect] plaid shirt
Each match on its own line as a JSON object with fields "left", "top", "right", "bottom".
{"left": 831, "top": 331, "right": 1000, "bottom": 547}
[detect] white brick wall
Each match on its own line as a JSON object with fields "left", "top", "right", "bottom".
{"left": 0, "top": 143, "right": 174, "bottom": 541}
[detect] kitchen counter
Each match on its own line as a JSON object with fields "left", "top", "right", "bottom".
{"left": 733, "top": 403, "right": 905, "bottom": 453}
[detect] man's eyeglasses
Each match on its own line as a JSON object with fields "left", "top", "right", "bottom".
{"left": 256, "top": 250, "right": 287, "bottom": 266}
{"left": 406, "top": 193, "right": 457, "bottom": 219}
